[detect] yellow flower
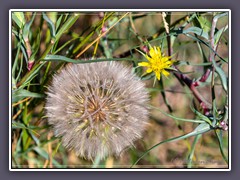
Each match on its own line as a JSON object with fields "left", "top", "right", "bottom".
{"left": 138, "top": 46, "right": 174, "bottom": 80}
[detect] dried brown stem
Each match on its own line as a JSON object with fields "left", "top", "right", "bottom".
{"left": 12, "top": 97, "right": 31, "bottom": 107}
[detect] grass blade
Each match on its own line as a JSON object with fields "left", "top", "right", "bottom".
{"left": 43, "top": 12, "right": 56, "bottom": 38}
{"left": 149, "top": 105, "right": 205, "bottom": 123}
{"left": 22, "top": 12, "right": 36, "bottom": 40}
{"left": 12, "top": 12, "right": 25, "bottom": 28}
{"left": 183, "top": 26, "right": 209, "bottom": 40}
{"left": 131, "top": 123, "right": 211, "bottom": 167}
{"left": 215, "top": 129, "right": 228, "bottom": 164}
{"left": 12, "top": 89, "right": 44, "bottom": 103}
{"left": 187, "top": 134, "right": 202, "bottom": 168}
{"left": 43, "top": 54, "right": 136, "bottom": 63}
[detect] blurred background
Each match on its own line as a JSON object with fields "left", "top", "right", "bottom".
{"left": 11, "top": 11, "right": 229, "bottom": 168}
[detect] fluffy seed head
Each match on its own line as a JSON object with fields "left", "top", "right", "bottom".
{"left": 45, "top": 61, "right": 149, "bottom": 160}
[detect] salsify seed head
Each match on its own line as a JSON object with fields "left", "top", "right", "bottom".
{"left": 45, "top": 61, "right": 149, "bottom": 160}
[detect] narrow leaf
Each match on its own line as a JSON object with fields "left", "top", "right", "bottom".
{"left": 183, "top": 27, "right": 209, "bottom": 40}
{"left": 19, "top": 62, "right": 46, "bottom": 88}
{"left": 187, "top": 134, "right": 202, "bottom": 168}
{"left": 149, "top": 105, "right": 205, "bottom": 123}
{"left": 12, "top": 89, "right": 44, "bottom": 103}
{"left": 131, "top": 123, "right": 211, "bottom": 167}
{"left": 33, "top": 147, "right": 62, "bottom": 168}
{"left": 55, "top": 13, "right": 80, "bottom": 41}
{"left": 190, "top": 104, "right": 212, "bottom": 124}
{"left": 141, "top": 72, "right": 155, "bottom": 80}
{"left": 43, "top": 54, "right": 136, "bottom": 63}
{"left": 22, "top": 13, "right": 36, "bottom": 40}
{"left": 158, "top": 79, "right": 173, "bottom": 112}
{"left": 214, "top": 25, "right": 228, "bottom": 46}
{"left": 215, "top": 129, "right": 228, "bottom": 164}
{"left": 196, "top": 15, "right": 211, "bottom": 33}
{"left": 30, "top": 28, "right": 41, "bottom": 60}
{"left": 177, "top": 60, "right": 212, "bottom": 67}
{"left": 185, "top": 33, "right": 227, "bottom": 63}
{"left": 56, "top": 14, "right": 64, "bottom": 31}
{"left": 213, "top": 63, "right": 228, "bottom": 93}
{"left": 12, "top": 12, "right": 25, "bottom": 28}
{"left": 213, "top": 12, "right": 228, "bottom": 22}
{"left": 43, "top": 12, "right": 56, "bottom": 38}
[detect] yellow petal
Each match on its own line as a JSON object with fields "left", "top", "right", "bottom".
{"left": 155, "top": 71, "right": 161, "bottom": 80}
{"left": 149, "top": 47, "right": 156, "bottom": 58}
{"left": 145, "top": 55, "right": 152, "bottom": 62}
{"left": 162, "top": 70, "right": 170, "bottom": 77}
{"left": 146, "top": 68, "right": 153, "bottom": 73}
{"left": 138, "top": 62, "right": 149, "bottom": 67}
{"left": 156, "top": 47, "right": 162, "bottom": 58}
{"left": 149, "top": 46, "right": 162, "bottom": 59}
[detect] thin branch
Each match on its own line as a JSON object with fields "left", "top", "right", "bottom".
{"left": 196, "top": 13, "right": 220, "bottom": 85}
{"left": 12, "top": 97, "right": 31, "bottom": 107}
{"left": 164, "top": 12, "right": 212, "bottom": 111}
{"left": 75, "top": 12, "right": 129, "bottom": 58}
{"left": 114, "top": 13, "right": 198, "bottom": 58}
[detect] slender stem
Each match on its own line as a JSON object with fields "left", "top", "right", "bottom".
{"left": 210, "top": 16, "right": 217, "bottom": 56}
{"left": 114, "top": 13, "right": 197, "bottom": 58}
{"left": 24, "top": 38, "right": 32, "bottom": 60}
{"left": 173, "top": 71, "right": 212, "bottom": 110}
{"left": 75, "top": 12, "right": 129, "bottom": 58}
{"left": 164, "top": 13, "right": 212, "bottom": 111}
{"left": 93, "top": 13, "right": 107, "bottom": 58}
{"left": 196, "top": 14, "right": 218, "bottom": 85}
{"left": 198, "top": 69, "right": 211, "bottom": 82}
{"left": 12, "top": 97, "right": 31, "bottom": 107}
